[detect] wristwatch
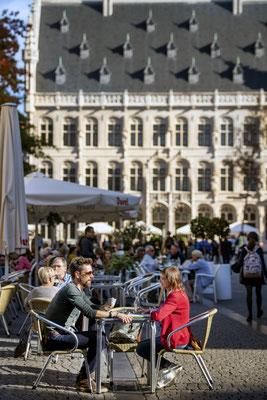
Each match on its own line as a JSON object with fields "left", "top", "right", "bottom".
{"left": 108, "top": 310, "right": 113, "bottom": 318}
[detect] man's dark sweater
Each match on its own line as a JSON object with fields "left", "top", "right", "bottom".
{"left": 79, "top": 236, "right": 96, "bottom": 259}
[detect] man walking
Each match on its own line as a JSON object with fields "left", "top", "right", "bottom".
{"left": 44, "top": 257, "right": 131, "bottom": 392}
{"left": 79, "top": 226, "right": 96, "bottom": 260}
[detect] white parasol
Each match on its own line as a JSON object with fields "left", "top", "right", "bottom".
{"left": 176, "top": 224, "right": 191, "bottom": 235}
{"left": 229, "top": 222, "right": 259, "bottom": 234}
{"left": 136, "top": 220, "right": 162, "bottom": 235}
{"left": 77, "top": 222, "right": 115, "bottom": 235}
{"left": 0, "top": 104, "right": 29, "bottom": 278}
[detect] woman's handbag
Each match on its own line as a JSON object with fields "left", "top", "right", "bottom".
{"left": 189, "top": 333, "right": 202, "bottom": 351}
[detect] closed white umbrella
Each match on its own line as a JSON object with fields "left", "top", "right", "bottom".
{"left": 77, "top": 222, "right": 114, "bottom": 235}
{"left": 0, "top": 104, "right": 29, "bottom": 278}
{"left": 176, "top": 224, "right": 191, "bottom": 235}
{"left": 229, "top": 222, "right": 258, "bottom": 234}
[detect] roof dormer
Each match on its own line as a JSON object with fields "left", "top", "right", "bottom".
{"left": 99, "top": 57, "right": 111, "bottom": 84}
{"left": 211, "top": 33, "right": 221, "bottom": 58}
{"left": 233, "top": 57, "right": 244, "bottom": 84}
{"left": 188, "top": 57, "right": 199, "bottom": 84}
{"left": 60, "top": 10, "right": 69, "bottom": 33}
{"left": 123, "top": 33, "right": 133, "bottom": 58}
{"left": 167, "top": 33, "right": 177, "bottom": 58}
{"left": 55, "top": 57, "right": 66, "bottom": 85}
{"left": 189, "top": 10, "right": 198, "bottom": 32}
{"left": 146, "top": 10, "right": 155, "bottom": 33}
{"left": 255, "top": 32, "right": 264, "bottom": 58}
{"left": 144, "top": 57, "right": 155, "bottom": 84}
{"left": 80, "top": 33, "right": 89, "bottom": 59}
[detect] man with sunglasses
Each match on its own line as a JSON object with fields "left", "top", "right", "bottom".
{"left": 44, "top": 256, "right": 131, "bottom": 393}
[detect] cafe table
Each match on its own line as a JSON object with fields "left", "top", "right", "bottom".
{"left": 95, "top": 313, "right": 157, "bottom": 394}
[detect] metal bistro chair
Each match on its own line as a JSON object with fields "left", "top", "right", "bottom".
{"left": 30, "top": 308, "right": 92, "bottom": 392}
{"left": 193, "top": 265, "right": 220, "bottom": 304}
{"left": 0, "top": 285, "right": 16, "bottom": 336}
{"left": 17, "top": 283, "right": 35, "bottom": 335}
{"left": 155, "top": 308, "right": 218, "bottom": 390}
{"left": 135, "top": 282, "right": 165, "bottom": 309}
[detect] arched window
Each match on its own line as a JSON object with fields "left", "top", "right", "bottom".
{"left": 108, "top": 118, "right": 122, "bottom": 147}
{"left": 175, "top": 203, "right": 191, "bottom": 227}
{"left": 130, "top": 162, "right": 143, "bottom": 191}
{"left": 198, "top": 162, "right": 211, "bottom": 192}
{"left": 85, "top": 162, "right": 98, "bottom": 187}
{"left": 152, "top": 204, "right": 167, "bottom": 228}
{"left": 153, "top": 161, "right": 167, "bottom": 191}
{"left": 198, "top": 204, "right": 213, "bottom": 219}
{"left": 243, "top": 117, "right": 259, "bottom": 146}
{"left": 220, "top": 117, "right": 233, "bottom": 146}
{"left": 244, "top": 205, "right": 258, "bottom": 227}
{"left": 108, "top": 162, "right": 121, "bottom": 191}
{"left": 175, "top": 161, "right": 189, "bottom": 191}
{"left": 40, "top": 161, "right": 53, "bottom": 178}
{"left": 221, "top": 205, "right": 236, "bottom": 223}
{"left": 130, "top": 118, "right": 143, "bottom": 147}
{"left": 198, "top": 117, "right": 211, "bottom": 146}
{"left": 85, "top": 118, "right": 98, "bottom": 147}
{"left": 153, "top": 118, "right": 166, "bottom": 146}
{"left": 40, "top": 117, "right": 53, "bottom": 146}
{"left": 175, "top": 118, "right": 188, "bottom": 147}
{"left": 221, "top": 165, "right": 233, "bottom": 191}
{"left": 63, "top": 161, "right": 77, "bottom": 182}
{"left": 63, "top": 117, "right": 77, "bottom": 146}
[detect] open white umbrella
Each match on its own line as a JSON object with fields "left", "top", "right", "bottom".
{"left": 229, "top": 222, "right": 259, "bottom": 234}
{"left": 0, "top": 104, "right": 29, "bottom": 278}
{"left": 176, "top": 224, "right": 191, "bottom": 235}
{"left": 77, "top": 222, "right": 114, "bottom": 235}
{"left": 136, "top": 221, "right": 162, "bottom": 235}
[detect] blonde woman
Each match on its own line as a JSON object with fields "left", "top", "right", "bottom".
{"left": 24, "top": 267, "right": 59, "bottom": 309}
{"left": 136, "top": 267, "right": 190, "bottom": 389}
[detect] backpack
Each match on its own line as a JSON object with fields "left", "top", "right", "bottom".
{"left": 243, "top": 246, "right": 262, "bottom": 278}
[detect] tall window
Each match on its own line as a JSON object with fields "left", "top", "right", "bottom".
{"left": 175, "top": 164, "right": 189, "bottom": 191}
{"left": 40, "top": 118, "right": 53, "bottom": 146}
{"left": 108, "top": 162, "right": 121, "bottom": 191}
{"left": 243, "top": 118, "right": 259, "bottom": 146}
{"left": 130, "top": 162, "right": 143, "bottom": 191}
{"left": 244, "top": 205, "right": 257, "bottom": 227}
{"left": 67, "top": 223, "right": 76, "bottom": 240}
{"left": 63, "top": 118, "right": 77, "bottom": 146}
{"left": 220, "top": 118, "right": 233, "bottom": 146}
{"left": 198, "top": 118, "right": 211, "bottom": 146}
{"left": 221, "top": 205, "right": 235, "bottom": 223}
{"left": 85, "top": 162, "right": 98, "bottom": 187}
{"left": 198, "top": 164, "right": 211, "bottom": 191}
{"left": 108, "top": 118, "right": 122, "bottom": 147}
{"left": 175, "top": 204, "right": 191, "bottom": 226}
{"left": 243, "top": 168, "right": 258, "bottom": 191}
{"left": 221, "top": 166, "right": 233, "bottom": 191}
{"left": 152, "top": 204, "right": 167, "bottom": 227}
{"left": 63, "top": 161, "right": 77, "bottom": 182}
{"left": 175, "top": 118, "right": 188, "bottom": 146}
{"left": 40, "top": 161, "right": 53, "bottom": 178}
{"left": 85, "top": 118, "right": 98, "bottom": 147}
{"left": 198, "top": 205, "right": 213, "bottom": 218}
{"left": 130, "top": 118, "right": 143, "bottom": 147}
{"left": 153, "top": 162, "right": 166, "bottom": 191}
{"left": 153, "top": 118, "right": 166, "bottom": 146}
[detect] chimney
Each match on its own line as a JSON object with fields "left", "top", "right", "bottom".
{"left": 188, "top": 57, "right": 199, "bottom": 84}
{"left": 80, "top": 33, "right": 89, "bottom": 59}
{"left": 123, "top": 33, "right": 133, "bottom": 58}
{"left": 99, "top": 57, "right": 111, "bottom": 84}
{"left": 144, "top": 57, "right": 155, "bottom": 84}
{"left": 233, "top": 57, "right": 244, "bottom": 84}
{"left": 255, "top": 33, "right": 264, "bottom": 58}
{"left": 55, "top": 57, "right": 66, "bottom": 85}
{"left": 60, "top": 10, "right": 69, "bottom": 33}
{"left": 232, "top": 0, "right": 243, "bottom": 15}
{"left": 189, "top": 10, "right": 198, "bottom": 32}
{"left": 167, "top": 33, "right": 177, "bottom": 58}
{"left": 210, "top": 33, "right": 221, "bottom": 58}
{"left": 146, "top": 9, "right": 155, "bottom": 33}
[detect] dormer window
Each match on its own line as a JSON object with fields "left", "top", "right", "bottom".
{"left": 146, "top": 10, "right": 155, "bottom": 33}
{"left": 167, "top": 33, "right": 176, "bottom": 58}
{"left": 99, "top": 57, "right": 111, "bottom": 84}
{"left": 80, "top": 33, "right": 89, "bottom": 59}
{"left": 255, "top": 32, "right": 264, "bottom": 58}
{"left": 144, "top": 57, "right": 155, "bottom": 84}
{"left": 189, "top": 10, "right": 198, "bottom": 32}
{"left": 60, "top": 10, "right": 69, "bottom": 33}
{"left": 55, "top": 57, "right": 66, "bottom": 85}
{"left": 233, "top": 57, "right": 244, "bottom": 84}
{"left": 188, "top": 57, "right": 199, "bottom": 84}
{"left": 211, "top": 33, "right": 221, "bottom": 58}
{"left": 123, "top": 33, "right": 133, "bottom": 58}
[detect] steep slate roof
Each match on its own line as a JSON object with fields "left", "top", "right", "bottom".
{"left": 37, "top": 1, "right": 267, "bottom": 93}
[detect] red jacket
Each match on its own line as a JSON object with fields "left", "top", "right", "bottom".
{"left": 150, "top": 290, "right": 190, "bottom": 351}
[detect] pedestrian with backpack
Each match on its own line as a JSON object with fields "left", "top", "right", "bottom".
{"left": 235, "top": 232, "right": 267, "bottom": 322}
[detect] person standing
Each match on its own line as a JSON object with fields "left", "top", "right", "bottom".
{"left": 220, "top": 238, "right": 232, "bottom": 264}
{"left": 235, "top": 232, "right": 267, "bottom": 322}
{"left": 79, "top": 226, "right": 96, "bottom": 260}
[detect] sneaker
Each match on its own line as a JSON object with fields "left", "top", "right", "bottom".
{"left": 75, "top": 376, "right": 108, "bottom": 393}
{"left": 157, "top": 365, "right": 182, "bottom": 389}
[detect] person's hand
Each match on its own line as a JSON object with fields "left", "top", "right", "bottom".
{"left": 100, "top": 302, "right": 114, "bottom": 311}
{"left": 136, "top": 307, "right": 149, "bottom": 315}
{"left": 118, "top": 313, "right": 132, "bottom": 323}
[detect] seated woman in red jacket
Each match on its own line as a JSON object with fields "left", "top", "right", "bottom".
{"left": 136, "top": 266, "right": 190, "bottom": 389}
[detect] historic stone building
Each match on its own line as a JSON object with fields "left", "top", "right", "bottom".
{"left": 24, "top": 0, "right": 267, "bottom": 241}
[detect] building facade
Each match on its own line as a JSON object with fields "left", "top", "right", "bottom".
{"left": 24, "top": 0, "right": 267, "bottom": 240}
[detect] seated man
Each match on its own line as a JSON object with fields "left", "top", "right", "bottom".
{"left": 185, "top": 250, "right": 213, "bottom": 302}
{"left": 44, "top": 256, "right": 131, "bottom": 393}
{"left": 169, "top": 244, "right": 186, "bottom": 265}
{"left": 48, "top": 256, "right": 72, "bottom": 288}
{"left": 24, "top": 267, "right": 59, "bottom": 309}
{"left": 140, "top": 245, "right": 159, "bottom": 274}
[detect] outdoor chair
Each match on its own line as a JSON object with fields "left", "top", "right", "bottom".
{"left": 155, "top": 308, "right": 217, "bottom": 390}
{"left": 30, "top": 308, "right": 92, "bottom": 392}
{"left": 0, "top": 285, "right": 16, "bottom": 336}
{"left": 135, "top": 282, "right": 165, "bottom": 308}
{"left": 17, "top": 283, "right": 35, "bottom": 335}
{"left": 193, "top": 265, "right": 219, "bottom": 304}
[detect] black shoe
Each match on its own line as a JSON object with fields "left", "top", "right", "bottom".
{"left": 246, "top": 315, "right": 252, "bottom": 322}
{"left": 257, "top": 310, "right": 263, "bottom": 319}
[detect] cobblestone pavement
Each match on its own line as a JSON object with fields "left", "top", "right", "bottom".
{"left": 0, "top": 272, "right": 266, "bottom": 400}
